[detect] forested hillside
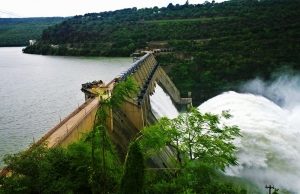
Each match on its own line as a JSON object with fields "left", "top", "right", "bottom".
{"left": 0, "top": 17, "right": 65, "bottom": 46}
{"left": 23, "top": 0, "right": 300, "bottom": 104}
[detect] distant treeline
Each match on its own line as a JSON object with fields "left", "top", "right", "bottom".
{"left": 23, "top": 0, "right": 300, "bottom": 104}
{"left": 0, "top": 17, "right": 65, "bottom": 46}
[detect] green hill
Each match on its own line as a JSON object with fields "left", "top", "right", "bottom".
{"left": 0, "top": 17, "right": 65, "bottom": 46}
{"left": 23, "top": 0, "right": 300, "bottom": 104}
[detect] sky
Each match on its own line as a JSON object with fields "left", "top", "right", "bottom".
{"left": 0, "top": 0, "right": 223, "bottom": 18}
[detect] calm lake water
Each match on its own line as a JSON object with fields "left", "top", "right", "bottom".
{"left": 0, "top": 47, "right": 132, "bottom": 166}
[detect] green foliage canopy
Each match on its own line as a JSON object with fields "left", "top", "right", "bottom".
{"left": 0, "top": 17, "right": 65, "bottom": 46}
{"left": 141, "top": 108, "right": 241, "bottom": 170}
{"left": 0, "top": 138, "right": 121, "bottom": 194}
{"left": 141, "top": 108, "right": 247, "bottom": 194}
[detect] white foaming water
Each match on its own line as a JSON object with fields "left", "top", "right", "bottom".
{"left": 149, "top": 75, "right": 300, "bottom": 192}
{"left": 150, "top": 84, "right": 179, "bottom": 119}
{"left": 199, "top": 91, "right": 300, "bottom": 193}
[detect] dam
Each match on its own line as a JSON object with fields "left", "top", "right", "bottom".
{"left": 1, "top": 52, "right": 191, "bottom": 175}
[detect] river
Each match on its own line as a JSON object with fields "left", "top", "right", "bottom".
{"left": 0, "top": 47, "right": 132, "bottom": 166}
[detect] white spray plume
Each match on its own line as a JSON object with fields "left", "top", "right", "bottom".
{"left": 199, "top": 74, "right": 300, "bottom": 193}
{"left": 242, "top": 75, "right": 300, "bottom": 110}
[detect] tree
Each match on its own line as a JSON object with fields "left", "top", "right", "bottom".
{"left": 120, "top": 141, "right": 145, "bottom": 194}
{"left": 141, "top": 107, "right": 241, "bottom": 170}
{"left": 89, "top": 76, "right": 138, "bottom": 193}
{"left": 0, "top": 142, "right": 99, "bottom": 194}
{"left": 141, "top": 108, "right": 245, "bottom": 193}
{"left": 167, "top": 3, "right": 175, "bottom": 10}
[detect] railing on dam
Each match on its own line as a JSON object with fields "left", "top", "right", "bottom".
{"left": 137, "top": 62, "right": 159, "bottom": 106}
{"left": 118, "top": 53, "right": 151, "bottom": 82}
{"left": 35, "top": 97, "right": 99, "bottom": 148}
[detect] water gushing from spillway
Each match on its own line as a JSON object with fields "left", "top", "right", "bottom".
{"left": 150, "top": 84, "right": 179, "bottom": 119}
{"left": 150, "top": 75, "right": 300, "bottom": 193}
{"left": 199, "top": 75, "right": 300, "bottom": 193}
{"left": 199, "top": 91, "right": 300, "bottom": 192}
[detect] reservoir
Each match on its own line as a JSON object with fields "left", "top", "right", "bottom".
{"left": 0, "top": 47, "right": 132, "bottom": 166}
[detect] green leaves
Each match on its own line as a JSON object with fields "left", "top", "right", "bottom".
{"left": 0, "top": 136, "right": 122, "bottom": 194}
{"left": 140, "top": 117, "right": 175, "bottom": 158}
{"left": 120, "top": 141, "right": 145, "bottom": 194}
{"left": 110, "top": 77, "right": 139, "bottom": 108}
{"left": 141, "top": 107, "right": 241, "bottom": 170}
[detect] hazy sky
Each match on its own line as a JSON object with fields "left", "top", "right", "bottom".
{"left": 0, "top": 0, "right": 223, "bottom": 18}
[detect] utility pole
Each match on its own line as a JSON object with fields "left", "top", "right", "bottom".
{"left": 265, "top": 185, "right": 274, "bottom": 194}
{"left": 265, "top": 185, "right": 279, "bottom": 194}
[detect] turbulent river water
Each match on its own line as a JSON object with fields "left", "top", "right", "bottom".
{"left": 0, "top": 47, "right": 132, "bottom": 166}
{"left": 150, "top": 76, "right": 300, "bottom": 193}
